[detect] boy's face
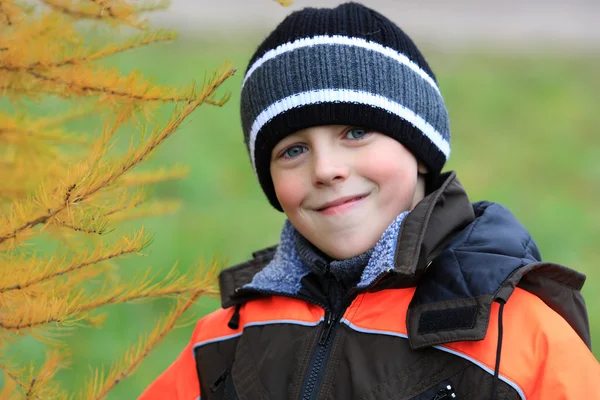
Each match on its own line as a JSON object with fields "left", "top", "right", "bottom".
{"left": 270, "top": 125, "right": 426, "bottom": 260}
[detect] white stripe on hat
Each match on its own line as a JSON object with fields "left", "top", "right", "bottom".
{"left": 249, "top": 88, "right": 450, "bottom": 172}
{"left": 242, "top": 35, "right": 440, "bottom": 95}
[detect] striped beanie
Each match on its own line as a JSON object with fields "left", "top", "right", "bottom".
{"left": 240, "top": 2, "right": 451, "bottom": 211}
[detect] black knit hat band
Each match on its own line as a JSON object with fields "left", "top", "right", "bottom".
{"left": 240, "top": 2, "right": 452, "bottom": 210}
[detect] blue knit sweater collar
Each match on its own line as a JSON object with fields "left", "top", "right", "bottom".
{"left": 244, "top": 211, "right": 409, "bottom": 295}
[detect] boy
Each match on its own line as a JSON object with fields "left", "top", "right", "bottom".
{"left": 141, "top": 3, "right": 600, "bottom": 399}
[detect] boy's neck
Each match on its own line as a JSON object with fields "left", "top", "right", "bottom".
{"left": 295, "top": 231, "right": 373, "bottom": 287}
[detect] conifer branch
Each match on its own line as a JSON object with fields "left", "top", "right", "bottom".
{"left": 84, "top": 291, "right": 204, "bottom": 399}
{"left": 0, "top": 212, "right": 55, "bottom": 244}
{"left": 120, "top": 165, "right": 189, "bottom": 187}
{"left": 0, "top": 9, "right": 13, "bottom": 26}
{"left": 0, "top": 351, "right": 69, "bottom": 399}
{"left": 25, "top": 377, "right": 36, "bottom": 399}
{"left": 0, "top": 290, "right": 86, "bottom": 331}
{"left": 0, "top": 296, "right": 104, "bottom": 334}
{"left": 88, "top": 0, "right": 122, "bottom": 21}
{"left": 55, "top": 221, "right": 108, "bottom": 235}
{"left": 0, "top": 0, "right": 16, "bottom": 25}
{"left": 107, "top": 199, "right": 180, "bottom": 222}
{"left": 2, "top": 367, "right": 29, "bottom": 395}
{"left": 54, "top": 204, "right": 112, "bottom": 235}
{"left": 26, "top": 69, "right": 191, "bottom": 102}
{"left": 102, "top": 199, "right": 144, "bottom": 217}
{"left": 0, "top": 65, "right": 233, "bottom": 245}
{"left": 25, "top": 350, "right": 69, "bottom": 399}
{"left": 0, "top": 230, "right": 149, "bottom": 293}
{"left": 74, "top": 63, "right": 235, "bottom": 201}
{"left": 12, "top": 258, "right": 114, "bottom": 300}
{"left": 78, "top": 282, "right": 215, "bottom": 313}
{"left": 31, "top": 30, "right": 177, "bottom": 68}
{"left": 94, "top": 189, "right": 148, "bottom": 218}
{"left": 3, "top": 57, "right": 232, "bottom": 104}
{"left": 41, "top": 0, "right": 145, "bottom": 29}
{"left": 1, "top": 0, "right": 236, "bottom": 395}
{"left": 78, "top": 261, "right": 220, "bottom": 312}
{"left": 0, "top": 126, "right": 87, "bottom": 145}
{"left": 0, "top": 260, "right": 218, "bottom": 332}
{"left": 134, "top": 0, "right": 169, "bottom": 13}
{"left": 205, "top": 91, "right": 232, "bottom": 107}
{"left": 0, "top": 369, "right": 20, "bottom": 399}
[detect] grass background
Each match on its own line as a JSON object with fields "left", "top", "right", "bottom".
{"left": 4, "top": 33, "right": 600, "bottom": 397}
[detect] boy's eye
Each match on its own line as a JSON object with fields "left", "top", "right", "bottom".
{"left": 345, "top": 128, "right": 368, "bottom": 140}
{"left": 282, "top": 145, "right": 307, "bottom": 159}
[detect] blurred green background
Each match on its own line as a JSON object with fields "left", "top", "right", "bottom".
{"left": 4, "top": 20, "right": 600, "bottom": 400}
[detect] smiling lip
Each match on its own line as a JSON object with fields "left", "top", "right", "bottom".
{"left": 315, "top": 194, "right": 369, "bottom": 215}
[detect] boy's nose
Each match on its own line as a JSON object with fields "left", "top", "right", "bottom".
{"left": 311, "top": 152, "right": 349, "bottom": 187}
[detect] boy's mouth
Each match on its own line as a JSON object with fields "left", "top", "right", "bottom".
{"left": 315, "top": 193, "right": 369, "bottom": 214}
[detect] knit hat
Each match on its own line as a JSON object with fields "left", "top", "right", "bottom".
{"left": 240, "top": 2, "right": 451, "bottom": 211}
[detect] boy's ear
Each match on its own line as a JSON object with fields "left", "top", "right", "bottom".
{"left": 418, "top": 161, "right": 429, "bottom": 175}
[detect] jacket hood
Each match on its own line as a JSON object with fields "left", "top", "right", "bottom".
{"left": 403, "top": 182, "right": 590, "bottom": 350}
{"left": 219, "top": 172, "right": 591, "bottom": 350}
{"left": 406, "top": 200, "right": 539, "bottom": 348}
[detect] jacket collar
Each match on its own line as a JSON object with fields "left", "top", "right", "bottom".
{"left": 390, "top": 171, "right": 474, "bottom": 280}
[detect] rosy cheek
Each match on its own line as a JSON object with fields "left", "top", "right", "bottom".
{"left": 378, "top": 161, "right": 409, "bottom": 180}
{"left": 273, "top": 175, "right": 304, "bottom": 211}
{"left": 356, "top": 152, "right": 410, "bottom": 182}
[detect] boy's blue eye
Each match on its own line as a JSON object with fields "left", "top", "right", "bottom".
{"left": 282, "top": 145, "right": 307, "bottom": 159}
{"left": 346, "top": 128, "right": 368, "bottom": 140}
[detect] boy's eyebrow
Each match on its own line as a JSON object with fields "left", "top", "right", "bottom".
{"left": 275, "top": 134, "right": 300, "bottom": 147}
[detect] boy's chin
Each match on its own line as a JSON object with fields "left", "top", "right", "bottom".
{"left": 319, "top": 238, "right": 378, "bottom": 260}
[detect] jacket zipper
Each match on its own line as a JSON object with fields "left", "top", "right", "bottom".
{"left": 300, "top": 275, "right": 368, "bottom": 400}
{"left": 300, "top": 309, "right": 338, "bottom": 400}
{"left": 235, "top": 286, "right": 337, "bottom": 400}
{"left": 235, "top": 277, "right": 387, "bottom": 400}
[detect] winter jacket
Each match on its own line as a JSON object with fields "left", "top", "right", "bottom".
{"left": 140, "top": 172, "right": 600, "bottom": 400}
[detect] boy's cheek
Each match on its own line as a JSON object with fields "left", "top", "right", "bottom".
{"left": 357, "top": 158, "right": 414, "bottom": 188}
{"left": 273, "top": 175, "right": 305, "bottom": 211}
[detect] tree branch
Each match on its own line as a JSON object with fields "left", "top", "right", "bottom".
{"left": 0, "top": 210, "right": 57, "bottom": 244}
{"left": 0, "top": 1, "right": 13, "bottom": 25}
{"left": 90, "top": 291, "right": 204, "bottom": 399}
{"left": 31, "top": 31, "right": 176, "bottom": 68}
{"left": 0, "top": 234, "right": 146, "bottom": 293}
{"left": 75, "top": 64, "right": 235, "bottom": 202}
{"left": 0, "top": 364, "right": 43, "bottom": 400}
{"left": 27, "top": 70, "right": 191, "bottom": 102}
{"left": 40, "top": 0, "right": 144, "bottom": 29}
{"left": 0, "top": 65, "right": 233, "bottom": 245}
{"left": 79, "top": 285, "right": 217, "bottom": 313}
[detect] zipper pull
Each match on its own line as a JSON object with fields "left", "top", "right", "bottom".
{"left": 318, "top": 312, "right": 335, "bottom": 346}
{"left": 210, "top": 368, "right": 230, "bottom": 392}
{"left": 432, "top": 384, "right": 456, "bottom": 400}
